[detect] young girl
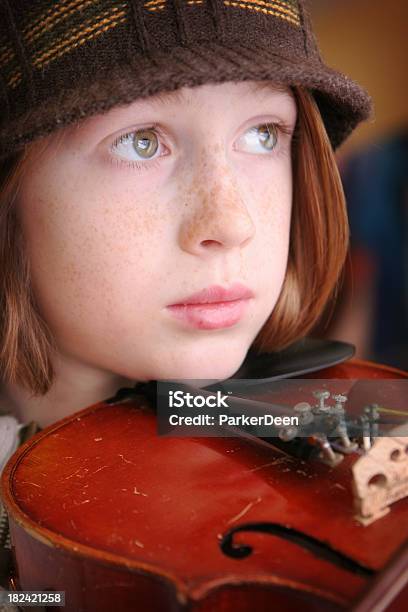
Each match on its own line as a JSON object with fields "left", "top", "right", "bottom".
{"left": 0, "top": 0, "right": 374, "bottom": 605}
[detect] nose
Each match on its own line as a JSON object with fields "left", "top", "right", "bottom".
{"left": 178, "top": 165, "right": 256, "bottom": 256}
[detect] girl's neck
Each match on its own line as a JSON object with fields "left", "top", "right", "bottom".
{"left": 0, "top": 354, "right": 136, "bottom": 428}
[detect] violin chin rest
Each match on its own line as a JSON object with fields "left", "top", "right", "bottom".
{"left": 227, "top": 337, "right": 355, "bottom": 387}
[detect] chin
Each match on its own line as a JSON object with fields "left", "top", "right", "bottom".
{"left": 152, "top": 353, "right": 246, "bottom": 383}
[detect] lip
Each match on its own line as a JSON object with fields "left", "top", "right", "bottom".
{"left": 168, "top": 283, "right": 254, "bottom": 306}
{"left": 166, "top": 283, "right": 254, "bottom": 330}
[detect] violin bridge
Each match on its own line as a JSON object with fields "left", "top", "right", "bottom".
{"left": 352, "top": 434, "right": 408, "bottom": 526}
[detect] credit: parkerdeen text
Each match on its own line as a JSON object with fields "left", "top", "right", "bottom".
{"left": 169, "top": 414, "right": 299, "bottom": 427}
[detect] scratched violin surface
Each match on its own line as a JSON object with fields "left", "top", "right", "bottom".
{"left": 1, "top": 356, "right": 407, "bottom": 612}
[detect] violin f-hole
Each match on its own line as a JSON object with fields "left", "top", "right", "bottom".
{"left": 219, "top": 522, "right": 375, "bottom": 578}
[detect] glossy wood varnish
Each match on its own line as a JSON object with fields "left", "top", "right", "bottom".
{"left": 1, "top": 359, "right": 407, "bottom": 611}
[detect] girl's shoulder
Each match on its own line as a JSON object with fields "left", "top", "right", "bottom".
{"left": 0, "top": 405, "right": 22, "bottom": 600}
{"left": 0, "top": 413, "right": 24, "bottom": 474}
{"left": 0, "top": 384, "right": 41, "bottom": 471}
{"left": 0, "top": 413, "right": 41, "bottom": 473}
{"left": 0, "top": 407, "right": 41, "bottom": 601}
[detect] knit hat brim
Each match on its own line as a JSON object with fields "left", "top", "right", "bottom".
{"left": 1, "top": 41, "right": 373, "bottom": 159}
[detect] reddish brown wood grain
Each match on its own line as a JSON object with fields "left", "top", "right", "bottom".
{"left": 1, "top": 359, "right": 407, "bottom": 611}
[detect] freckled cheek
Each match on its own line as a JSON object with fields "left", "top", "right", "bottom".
{"left": 254, "top": 177, "right": 292, "bottom": 253}
{"left": 47, "top": 200, "right": 170, "bottom": 309}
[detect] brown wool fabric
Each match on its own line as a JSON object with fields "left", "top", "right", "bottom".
{"left": 0, "top": 0, "right": 373, "bottom": 159}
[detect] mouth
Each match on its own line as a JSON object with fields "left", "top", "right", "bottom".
{"left": 166, "top": 283, "right": 254, "bottom": 330}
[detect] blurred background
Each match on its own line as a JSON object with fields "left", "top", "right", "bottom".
{"left": 308, "top": 0, "right": 408, "bottom": 370}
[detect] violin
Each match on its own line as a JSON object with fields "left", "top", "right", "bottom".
{"left": 1, "top": 339, "right": 407, "bottom": 611}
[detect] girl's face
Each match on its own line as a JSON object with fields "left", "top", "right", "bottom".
{"left": 17, "top": 81, "right": 297, "bottom": 383}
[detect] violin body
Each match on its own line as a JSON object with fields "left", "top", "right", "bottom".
{"left": 1, "top": 358, "right": 407, "bottom": 611}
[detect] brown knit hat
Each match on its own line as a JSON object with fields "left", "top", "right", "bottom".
{"left": 0, "top": 0, "right": 373, "bottom": 160}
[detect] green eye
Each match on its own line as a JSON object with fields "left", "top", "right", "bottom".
{"left": 256, "top": 124, "right": 278, "bottom": 151}
{"left": 239, "top": 123, "right": 280, "bottom": 155}
{"left": 132, "top": 129, "right": 159, "bottom": 159}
